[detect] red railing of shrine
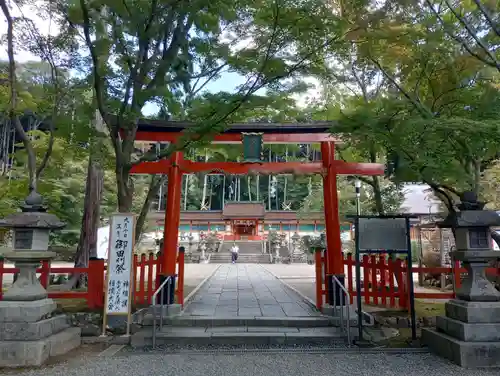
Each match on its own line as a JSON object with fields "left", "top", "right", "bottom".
{"left": 0, "top": 253, "right": 185, "bottom": 310}
{"left": 1, "top": 253, "right": 498, "bottom": 311}
{"left": 0, "top": 259, "right": 105, "bottom": 308}
{"left": 314, "top": 252, "right": 500, "bottom": 310}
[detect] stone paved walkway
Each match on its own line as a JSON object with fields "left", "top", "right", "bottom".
{"left": 182, "top": 264, "right": 318, "bottom": 317}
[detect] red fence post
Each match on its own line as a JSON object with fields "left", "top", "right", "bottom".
{"left": 362, "top": 255, "right": 369, "bottom": 305}
{"left": 0, "top": 258, "right": 3, "bottom": 300}
{"left": 138, "top": 254, "right": 146, "bottom": 305}
{"left": 406, "top": 258, "right": 412, "bottom": 311}
{"left": 132, "top": 254, "right": 138, "bottom": 306}
{"left": 146, "top": 253, "right": 155, "bottom": 304}
{"left": 40, "top": 260, "right": 50, "bottom": 289}
{"left": 388, "top": 257, "right": 396, "bottom": 307}
{"left": 87, "top": 260, "right": 96, "bottom": 309}
{"left": 400, "top": 258, "right": 409, "bottom": 309}
{"left": 346, "top": 254, "right": 354, "bottom": 304}
{"left": 380, "top": 255, "right": 387, "bottom": 306}
{"left": 314, "top": 249, "right": 323, "bottom": 310}
{"left": 393, "top": 258, "right": 405, "bottom": 309}
{"left": 87, "top": 258, "right": 105, "bottom": 309}
{"left": 453, "top": 260, "right": 462, "bottom": 292}
{"left": 323, "top": 249, "right": 330, "bottom": 304}
{"left": 177, "top": 249, "right": 185, "bottom": 307}
{"left": 370, "top": 255, "right": 378, "bottom": 306}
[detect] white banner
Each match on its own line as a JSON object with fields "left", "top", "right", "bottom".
{"left": 105, "top": 214, "right": 135, "bottom": 315}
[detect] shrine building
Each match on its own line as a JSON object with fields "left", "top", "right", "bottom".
{"left": 148, "top": 202, "right": 353, "bottom": 242}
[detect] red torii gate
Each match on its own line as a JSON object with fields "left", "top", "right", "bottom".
{"left": 130, "top": 120, "right": 385, "bottom": 307}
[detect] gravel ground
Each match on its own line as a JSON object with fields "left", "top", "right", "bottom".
{"left": 121, "top": 343, "right": 353, "bottom": 353}
{"left": 5, "top": 350, "right": 499, "bottom": 376}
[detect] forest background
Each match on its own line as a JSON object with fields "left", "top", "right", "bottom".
{"left": 0, "top": 0, "right": 499, "bottom": 261}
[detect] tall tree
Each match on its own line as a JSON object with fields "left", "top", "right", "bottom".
{"left": 62, "top": 0, "right": 350, "bottom": 236}
{"left": 1, "top": 1, "right": 77, "bottom": 198}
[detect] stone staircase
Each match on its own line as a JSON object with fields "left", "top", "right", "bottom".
{"left": 219, "top": 241, "right": 264, "bottom": 254}
{"left": 131, "top": 315, "right": 354, "bottom": 348}
{"left": 210, "top": 241, "right": 270, "bottom": 263}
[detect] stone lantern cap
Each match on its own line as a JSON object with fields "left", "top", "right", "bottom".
{"left": 437, "top": 191, "right": 500, "bottom": 229}
{"left": 0, "top": 191, "right": 65, "bottom": 230}
{"left": 291, "top": 232, "right": 301, "bottom": 240}
{"left": 438, "top": 210, "right": 500, "bottom": 229}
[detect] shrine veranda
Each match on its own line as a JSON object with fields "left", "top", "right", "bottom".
{"left": 130, "top": 120, "right": 385, "bottom": 306}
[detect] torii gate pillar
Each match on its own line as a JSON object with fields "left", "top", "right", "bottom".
{"left": 160, "top": 151, "right": 183, "bottom": 304}
{"left": 321, "top": 142, "right": 344, "bottom": 305}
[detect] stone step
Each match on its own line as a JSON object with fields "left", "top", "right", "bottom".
{"left": 422, "top": 327, "right": 500, "bottom": 368}
{"left": 130, "top": 326, "right": 349, "bottom": 347}
{"left": 140, "top": 315, "right": 356, "bottom": 327}
{"left": 219, "top": 241, "right": 264, "bottom": 255}
{"left": 209, "top": 253, "right": 271, "bottom": 263}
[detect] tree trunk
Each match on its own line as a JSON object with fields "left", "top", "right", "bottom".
{"left": 274, "top": 154, "right": 279, "bottom": 209}
{"left": 268, "top": 148, "right": 272, "bottom": 210}
{"left": 368, "top": 147, "right": 384, "bottom": 215}
{"left": 283, "top": 176, "right": 287, "bottom": 206}
{"left": 75, "top": 157, "right": 103, "bottom": 265}
{"left": 135, "top": 175, "right": 167, "bottom": 243}
{"left": 237, "top": 176, "right": 241, "bottom": 201}
{"left": 116, "top": 165, "right": 135, "bottom": 212}
{"left": 63, "top": 156, "right": 103, "bottom": 289}
{"left": 371, "top": 176, "right": 384, "bottom": 215}
{"left": 256, "top": 174, "right": 260, "bottom": 201}
{"left": 183, "top": 174, "right": 189, "bottom": 210}
{"left": 283, "top": 147, "right": 288, "bottom": 206}
{"left": 201, "top": 149, "right": 209, "bottom": 209}
{"left": 268, "top": 176, "right": 271, "bottom": 210}
{"left": 247, "top": 176, "right": 252, "bottom": 201}
{"left": 222, "top": 174, "right": 226, "bottom": 208}
{"left": 208, "top": 180, "right": 213, "bottom": 209}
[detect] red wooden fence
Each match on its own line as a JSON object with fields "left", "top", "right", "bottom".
{"left": 1, "top": 252, "right": 498, "bottom": 311}
{"left": 0, "top": 258, "right": 105, "bottom": 308}
{"left": 315, "top": 253, "right": 500, "bottom": 310}
{"left": 0, "top": 252, "right": 185, "bottom": 310}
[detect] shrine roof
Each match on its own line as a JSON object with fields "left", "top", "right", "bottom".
{"left": 148, "top": 209, "right": 325, "bottom": 223}
{"left": 222, "top": 202, "right": 266, "bottom": 219}
{"left": 136, "top": 119, "right": 334, "bottom": 134}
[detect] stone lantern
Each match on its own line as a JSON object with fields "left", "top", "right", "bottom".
{"left": 187, "top": 233, "right": 194, "bottom": 253}
{"left": 0, "top": 192, "right": 81, "bottom": 367}
{"left": 422, "top": 191, "right": 500, "bottom": 368}
{"left": 0, "top": 192, "right": 65, "bottom": 300}
{"left": 290, "top": 232, "right": 302, "bottom": 261}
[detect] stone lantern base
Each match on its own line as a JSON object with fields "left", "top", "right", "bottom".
{"left": 0, "top": 192, "right": 81, "bottom": 367}
{"left": 0, "top": 299, "right": 81, "bottom": 367}
{"left": 0, "top": 252, "right": 81, "bottom": 367}
{"left": 422, "top": 299, "right": 500, "bottom": 368}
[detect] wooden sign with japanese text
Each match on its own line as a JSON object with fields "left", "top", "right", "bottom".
{"left": 357, "top": 217, "right": 407, "bottom": 251}
{"left": 102, "top": 214, "right": 135, "bottom": 336}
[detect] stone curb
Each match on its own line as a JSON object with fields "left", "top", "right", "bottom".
{"left": 375, "top": 315, "right": 437, "bottom": 328}
{"left": 182, "top": 264, "right": 222, "bottom": 312}
{"left": 259, "top": 265, "right": 320, "bottom": 312}
{"left": 97, "top": 344, "right": 126, "bottom": 357}
{"left": 82, "top": 335, "right": 131, "bottom": 345}
{"left": 131, "top": 331, "right": 347, "bottom": 347}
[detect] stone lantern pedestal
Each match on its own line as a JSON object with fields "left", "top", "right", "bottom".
{"left": 0, "top": 192, "right": 81, "bottom": 367}
{"left": 290, "top": 232, "right": 305, "bottom": 263}
{"left": 422, "top": 193, "right": 500, "bottom": 368}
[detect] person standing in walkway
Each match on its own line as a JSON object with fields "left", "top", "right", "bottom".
{"left": 231, "top": 242, "right": 239, "bottom": 264}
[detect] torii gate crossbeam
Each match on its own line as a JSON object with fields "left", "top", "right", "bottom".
{"left": 130, "top": 121, "right": 385, "bottom": 309}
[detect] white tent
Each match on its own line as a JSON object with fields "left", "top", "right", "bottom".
{"left": 97, "top": 225, "right": 110, "bottom": 260}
